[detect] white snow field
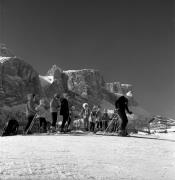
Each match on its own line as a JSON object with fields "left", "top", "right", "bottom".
{"left": 0, "top": 133, "right": 175, "bottom": 180}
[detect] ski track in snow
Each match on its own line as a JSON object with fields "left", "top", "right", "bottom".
{"left": 0, "top": 133, "right": 175, "bottom": 180}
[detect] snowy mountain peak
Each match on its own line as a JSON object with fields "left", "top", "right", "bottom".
{"left": 64, "top": 69, "right": 98, "bottom": 74}
{"left": 0, "top": 43, "right": 15, "bottom": 58}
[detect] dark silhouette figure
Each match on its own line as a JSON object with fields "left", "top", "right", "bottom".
{"left": 115, "top": 96, "right": 132, "bottom": 136}
{"left": 60, "top": 95, "right": 69, "bottom": 132}
{"left": 2, "top": 119, "right": 19, "bottom": 136}
{"left": 101, "top": 109, "right": 110, "bottom": 130}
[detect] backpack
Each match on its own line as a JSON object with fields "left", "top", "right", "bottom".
{"left": 1, "top": 119, "right": 19, "bottom": 136}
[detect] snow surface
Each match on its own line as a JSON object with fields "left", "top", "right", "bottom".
{"left": 0, "top": 133, "right": 175, "bottom": 180}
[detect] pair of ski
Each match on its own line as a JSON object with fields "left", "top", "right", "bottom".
{"left": 24, "top": 114, "right": 38, "bottom": 135}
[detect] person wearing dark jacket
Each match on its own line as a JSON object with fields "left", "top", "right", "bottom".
{"left": 115, "top": 94, "right": 132, "bottom": 136}
{"left": 95, "top": 106, "right": 102, "bottom": 131}
{"left": 60, "top": 93, "right": 69, "bottom": 132}
{"left": 101, "top": 109, "right": 110, "bottom": 130}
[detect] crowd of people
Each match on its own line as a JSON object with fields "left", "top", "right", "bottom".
{"left": 2, "top": 92, "right": 133, "bottom": 137}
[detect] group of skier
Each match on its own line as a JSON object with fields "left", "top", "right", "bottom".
{"left": 2, "top": 91, "right": 133, "bottom": 136}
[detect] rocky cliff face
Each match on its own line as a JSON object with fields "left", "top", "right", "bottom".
{"left": 0, "top": 57, "right": 43, "bottom": 107}
{"left": 65, "top": 69, "right": 106, "bottom": 104}
{"left": 40, "top": 66, "right": 115, "bottom": 108}
{"left": 106, "top": 82, "right": 132, "bottom": 95}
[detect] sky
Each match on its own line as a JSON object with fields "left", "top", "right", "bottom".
{"left": 0, "top": 0, "right": 174, "bottom": 118}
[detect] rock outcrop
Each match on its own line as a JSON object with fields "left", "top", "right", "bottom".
{"left": 0, "top": 57, "right": 43, "bottom": 107}
{"left": 65, "top": 69, "right": 106, "bottom": 104}
{"left": 106, "top": 82, "right": 132, "bottom": 95}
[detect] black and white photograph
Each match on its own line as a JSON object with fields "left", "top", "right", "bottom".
{"left": 0, "top": 0, "right": 175, "bottom": 179}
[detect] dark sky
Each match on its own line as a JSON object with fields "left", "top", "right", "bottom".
{"left": 0, "top": 0, "right": 174, "bottom": 118}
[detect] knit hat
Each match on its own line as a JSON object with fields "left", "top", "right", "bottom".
{"left": 83, "top": 103, "right": 88, "bottom": 109}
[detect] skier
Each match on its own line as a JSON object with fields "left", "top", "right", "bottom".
{"left": 115, "top": 92, "right": 132, "bottom": 136}
{"left": 60, "top": 93, "right": 69, "bottom": 132}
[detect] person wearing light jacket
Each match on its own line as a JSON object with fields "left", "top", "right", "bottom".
{"left": 80, "top": 103, "right": 91, "bottom": 131}
{"left": 35, "top": 99, "right": 47, "bottom": 132}
{"left": 50, "top": 93, "right": 61, "bottom": 132}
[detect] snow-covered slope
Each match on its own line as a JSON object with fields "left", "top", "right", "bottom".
{"left": 39, "top": 75, "right": 54, "bottom": 87}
